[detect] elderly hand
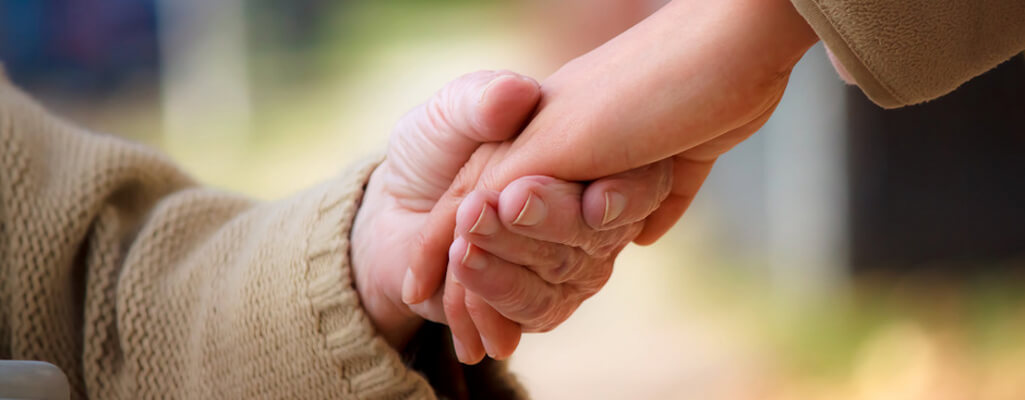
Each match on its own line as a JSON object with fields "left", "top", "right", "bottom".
{"left": 402, "top": 0, "right": 820, "bottom": 360}
{"left": 404, "top": 0, "right": 818, "bottom": 307}
{"left": 350, "top": 70, "right": 672, "bottom": 352}
{"left": 438, "top": 161, "right": 672, "bottom": 363}
{"left": 350, "top": 70, "right": 541, "bottom": 348}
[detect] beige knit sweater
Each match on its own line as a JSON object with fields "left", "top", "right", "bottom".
{"left": 791, "top": 0, "right": 1025, "bottom": 108}
{"left": 0, "top": 70, "right": 523, "bottom": 399}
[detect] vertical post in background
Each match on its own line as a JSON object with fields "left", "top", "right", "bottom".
{"left": 763, "top": 43, "right": 850, "bottom": 298}
{"left": 157, "top": 0, "right": 251, "bottom": 166}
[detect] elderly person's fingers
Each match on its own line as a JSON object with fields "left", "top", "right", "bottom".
{"left": 580, "top": 158, "right": 673, "bottom": 230}
{"left": 495, "top": 176, "right": 651, "bottom": 257}
{"left": 456, "top": 190, "right": 587, "bottom": 283}
{"left": 406, "top": 286, "right": 447, "bottom": 324}
{"left": 354, "top": 70, "right": 540, "bottom": 347}
{"left": 401, "top": 73, "right": 539, "bottom": 305}
{"left": 464, "top": 291, "right": 521, "bottom": 360}
{"left": 387, "top": 70, "right": 540, "bottom": 207}
{"left": 444, "top": 237, "right": 521, "bottom": 363}
{"left": 450, "top": 241, "right": 598, "bottom": 333}
{"left": 434, "top": 158, "right": 666, "bottom": 353}
{"left": 633, "top": 157, "right": 715, "bottom": 244}
{"left": 442, "top": 267, "right": 487, "bottom": 364}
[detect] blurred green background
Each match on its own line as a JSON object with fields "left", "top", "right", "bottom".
{"left": 4, "top": 1, "right": 1025, "bottom": 398}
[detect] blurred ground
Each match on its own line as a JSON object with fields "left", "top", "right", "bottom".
{"left": 5, "top": 1, "right": 1025, "bottom": 399}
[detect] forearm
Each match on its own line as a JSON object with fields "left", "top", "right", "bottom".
{"left": 493, "top": 0, "right": 818, "bottom": 183}
{"left": 0, "top": 74, "right": 431, "bottom": 398}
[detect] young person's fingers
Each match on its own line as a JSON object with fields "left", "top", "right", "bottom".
{"left": 580, "top": 158, "right": 674, "bottom": 230}
{"left": 386, "top": 71, "right": 540, "bottom": 209}
{"left": 464, "top": 292, "right": 521, "bottom": 360}
{"left": 635, "top": 98, "right": 777, "bottom": 244}
{"left": 633, "top": 157, "right": 715, "bottom": 245}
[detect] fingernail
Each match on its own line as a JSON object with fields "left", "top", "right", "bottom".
{"left": 462, "top": 244, "right": 488, "bottom": 271}
{"left": 401, "top": 270, "right": 418, "bottom": 304}
{"left": 468, "top": 206, "right": 499, "bottom": 236}
{"left": 602, "top": 191, "right": 627, "bottom": 226}
{"left": 481, "top": 336, "right": 498, "bottom": 359}
{"left": 453, "top": 336, "right": 469, "bottom": 363}
{"left": 517, "top": 74, "right": 537, "bottom": 85}
{"left": 513, "top": 193, "right": 546, "bottom": 227}
{"left": 479, "top": 74, "right": 511, "bottom": 103}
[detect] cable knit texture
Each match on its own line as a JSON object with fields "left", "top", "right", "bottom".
{"left": 0, "top": 68, "right": 522, "bottom": 399}
{"left": 790, "top": 0, "right": 1025, "bottom": 108}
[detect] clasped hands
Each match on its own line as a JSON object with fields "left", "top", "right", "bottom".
{"left": 351, "top": 70, "right": 671, "bottom": 364}
{"left": 351, "top": 0, "right": 820, "bottom": 364}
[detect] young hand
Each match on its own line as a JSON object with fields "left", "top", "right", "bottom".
{"left": 404, "top": 0, "right": 820, "bottom": 317}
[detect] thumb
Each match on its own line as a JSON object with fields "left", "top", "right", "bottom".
{"left": 384, "top": 70, "right": 540, "bottom": 211}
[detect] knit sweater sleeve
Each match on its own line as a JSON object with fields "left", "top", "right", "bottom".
{"left": 0, "top": 71, "right": 494, "bottom": 399}
{"left": 789, "top": 0, "right": 1025, "bottom": 108}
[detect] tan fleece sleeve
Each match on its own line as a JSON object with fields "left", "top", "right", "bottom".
{"left": 0, "top": 70, "right": 460, "bottom": 399}
{"left": 790, "top": 0, "right": 1025, "bottom": 108}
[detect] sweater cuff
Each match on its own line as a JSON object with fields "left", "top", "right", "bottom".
{"left": 304, "top": 155, "right": 435, "bottom": 399}
{"left": 789, "top": 0, "right": 905, "bottom": 108}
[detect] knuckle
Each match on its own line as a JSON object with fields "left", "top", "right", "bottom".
{"left": 540, "top": 249, "right": 581, "bottom": 284}
{"left": 534, "top": 242, "right": 565, "bottom": 265}
{"left": 546, "top": 260, "right": 573, "bottom": 284}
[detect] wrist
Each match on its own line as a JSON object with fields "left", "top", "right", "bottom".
{"left": 659, "top": 0, "right": 818, "bottom": 74}
{"left": 759, "top": 0, "right": 820, "bottom": 67}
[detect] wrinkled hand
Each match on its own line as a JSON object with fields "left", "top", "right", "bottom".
{"left": 404, "top": 0, "right": 819, "bottom": 358}
{"left": 350, "top": 70, "right": 672, "bottom": 353}
{"left": 350, "top": 70, "right": 541, "bottom": 348}
{"left": 439, "top": 161, "right": 673, "bottom": 363}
